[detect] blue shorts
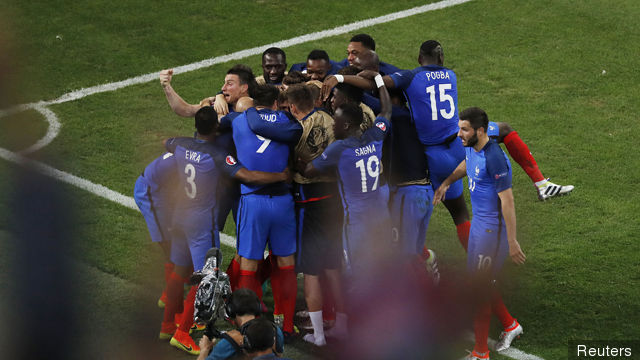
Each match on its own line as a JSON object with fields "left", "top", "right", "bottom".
{"left": 170, "top": 218, "right": 220, "bottom": 270}
{"left": 342, "top": 189, "right": 392, "bottom": 275}
{"left": 389, "top": 184, "right": 434, "bottom": 255}
{"left": 467, "top": 219, "right": 508, "bottom": 277}
{"left": 425, "top": 136, "right": 465, "bottom": 199}
{"left": 133, "top": 176, "right": 172, "bottom": 243}
{"left": 237, "top": 193, "right": 296, "bottom": 260}
{"left": 487, "top": 121, "right": 499, "bottom": 138}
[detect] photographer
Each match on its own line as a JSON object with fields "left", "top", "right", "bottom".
{"left": 197, "top": 289, "right": 284, "bottom": 360}
{"left": 243, "top": 318, "right": 293, "bottom": 360}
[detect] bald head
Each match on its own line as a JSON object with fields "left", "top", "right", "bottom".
{"left": 235, "top": 96, "right": 255, "bottom": 112}
{"left": 353, "top": 49, "right": 380, "bottom": 72}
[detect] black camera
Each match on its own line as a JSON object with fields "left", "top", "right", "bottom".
{"left": 190, "top": 247, "right": 232, "bottom": 339}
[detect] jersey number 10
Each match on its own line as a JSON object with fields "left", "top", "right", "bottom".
{"left": 425, "top": 84, "right": 455, "bottom": 121}
{"left": 355, "top": 155, "right": 380, "bottom": 193}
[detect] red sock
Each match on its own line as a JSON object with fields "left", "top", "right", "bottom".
{"left": 163, "top": 263, "right": 175, "bottom": 284}
{"left": 178, "top": 285, "right": 198, "bottom": 333}
{"left": 273, "top": 265, "right": 297, "bottom": 333}
{"left": 503, "top": 131, "right": 545, "bottom": 183}
{"left": 271, "top": 260, "right": 281, "bottom": 315}
{"left": 456, "top": 221, "right": 470, "bottom": 251}
{"left": 163, "top": 272, "right": 186, "bottom": 323}
{"left": 320, "top": 275, "right": 335, "bottom": 321}
{"left": 491, "top": 291, "right": 515, "bottom": 329}
{"left": 226, "top": 257, "right": 241, "bottom": 291}
{"left": 473, "top": 302, "right": 492, "bottom": 354}
{"left": 238, "top": 269, "right": 263, "bottom": 299}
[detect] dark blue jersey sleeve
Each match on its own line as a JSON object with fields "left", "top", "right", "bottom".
{"left": 311, "top": 140, "right": 344, "bottom": 173}
{"left": 365, "top": 116, "right": 390, "bottom": 142}
{"left": 288, "top": 62, "right": 306, "bottom": 73}
{"left": 362, "top": 92, "right": 381, "bottom": 114}
{"left": 211, "top": 151, "right": 244, "bottom": 178}
{"left": 165, "top": 137, "right": 192, "bottom": 153}
{"left": 245, "top": 108, "right": 302, "bottom": 144}
{"left": 389, "top": 69, "right": 415, "bottom": 90}
{"left": 219, "top": 111, "right": 242, "bottom": 131}
{"left": 485, "top": 143, "right": 512, "bottom": 193}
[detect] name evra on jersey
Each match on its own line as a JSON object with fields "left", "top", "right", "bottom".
{"left": 185, "top": 150, "right": 201, "bottom": 163}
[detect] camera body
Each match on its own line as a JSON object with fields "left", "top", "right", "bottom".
{"left": 191, "top": 248, "right": 232, "bottom": 339}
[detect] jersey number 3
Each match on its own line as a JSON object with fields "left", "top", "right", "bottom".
{"left": 355, "top": 155, "right": 380, "bottom": 193}
{"left": 184, "top": 163, "right": 197, "bottom": 199}
{"left": 426, "top": 84, "right": 455, "bottom": 121}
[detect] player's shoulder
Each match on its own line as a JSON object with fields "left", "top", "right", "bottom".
{"left": 483, "top": 140, "right": 510, "bottom": 170}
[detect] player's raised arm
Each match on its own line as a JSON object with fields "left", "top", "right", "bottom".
{"left": 433, "top": 159, "right": 467, "bottom": 205}
{"left": 159, "top": 69, "right": 202, "bottom": 117}
{"left": 498, "top": 188, "right": 526, "bottom": 264}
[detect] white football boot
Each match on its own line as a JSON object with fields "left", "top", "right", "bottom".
{"left": 536, "top": 179, "right": 574, "bottom": 200}
{"left": 495, "top": 321, "right": 523, "bottom": 352}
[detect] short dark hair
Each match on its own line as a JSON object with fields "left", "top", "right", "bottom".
{"left": 419, "top": 40, "right": 443, "bottom": 58}
{"left": 252, "top": 84, "right": 280, "bottom": 107}
{"left": 243, "top": 318, "right": 275, "bottom": 352}
{"left": 350, "top": 33, "right": 376, "bottom": 50}
{"left": 286, "top": 84, "right": 314, "bottom": 112}
{"left": 335, "top": 83, "right": 363, "bottom": 104}
{"left": 337, "top": 102, "right": 363, "bottom": 128}
{"left": 282, "top": 71, "right": 308, "bottom": 86}
{"left": 460, "top": 107, "right": 489, "bottom": 131}
{"left": 337, "top": 65, "right": 360, "bottom": 76}
{"left": 307, "top": 49, "right": 330, "bottom": 62}
{"left": 227, "top": 64, "right": 258, "bottom": 96}
{"left": 228, "top": 288, "right": 261, "bottom": 317}
{"left": 262, "top": 47, "right": 286, "bottom": 62}
{"left": 195, "top": 106, "right": 218, "bottom": 135}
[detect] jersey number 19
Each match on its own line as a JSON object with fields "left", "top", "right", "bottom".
{"left": 355, "top": 155, "right": 380, "bottom": 193}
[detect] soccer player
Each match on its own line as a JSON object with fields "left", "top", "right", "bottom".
{"left": 303, "top": 71, "right": 393, "bottom": 331}
{"left": 288, "top": 49, "right": 338, "bottom": 82}
{"left": 433, "top": 107, "right": 526, "bottom": 360}
{"left": 133, "top": 152, "right": 178, "bottom": 307}
{"left": 160, "top": 106, "right": 290, "bottom": 355}
{"left": 256, "top": 47, "right": 288, "bottom": 86}
{"left": 229, "top": 84, "right": 303, "bottom": 340}
{"left": 335, "top": 33, "right": 399, "bottom": 75}
{"left": 322, "top": 41, "right": 473, "bottom": 252}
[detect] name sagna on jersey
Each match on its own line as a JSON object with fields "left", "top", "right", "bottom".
{"left": 355, "top": 144, "right": 376, "bottom": 157}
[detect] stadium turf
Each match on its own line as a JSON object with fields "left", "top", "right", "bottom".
{"left": 1, "top": 0, "right": 639, "bottom": 359}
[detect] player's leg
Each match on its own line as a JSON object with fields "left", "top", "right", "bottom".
{"left": 426, "top": 140, "right": 471, "bottom": 251}
{"left": 160, "top": 227, "right": 191, "bottom": 341}
{"left": 236, "top": 194, "right": 269, "bottom": 299}
{"left": 269, "top": 193, "right": 298, "bottom": 338}
{"left": 495, "top": 121, "right": 574, "bottom": 200}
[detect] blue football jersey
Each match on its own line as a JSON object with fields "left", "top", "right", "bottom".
{"left": 165, "top": 137, "right": 242, "bottom": 216}
{"left": 232, "top": 107, "right": 301, "bottom": 194}
{"left": 142, "top": 152, "right": 178, "bottom": 196}
{"left": 312, "top": 116, "right": 390, "bottom": 211}
{"left": 389, "top": 65, "right": 460, "bottom": 145}
{"left": 465, "top": 141, "right": 512, "bottom": 224}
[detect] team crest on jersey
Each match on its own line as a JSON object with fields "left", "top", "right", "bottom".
{"left": 375, "top": 122, "right": 386, "bottom": 131}
{"left": 475, "top": 166, "right": 480, "bottom": 176}
{"left": 226, "top": 155, "right": 237, "bottom": 165}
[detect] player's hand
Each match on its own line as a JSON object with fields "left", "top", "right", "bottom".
{"left": 282, "top": 167, "right": 293, "bottom": 184}
{"left": 198, "top": 334, "right": 215, "bottom": 352}
{"left": 508, "top": 240, "right": 526, "bottom": 265}
{"left": 357, "top": 70, "right": 379, "bottom": 80}
{"left": 199, "top": 96, "right": 215, "bottom": 108}
{"left": 321, "top": 75, "right": 338, "bottom": 101}
{"left": 214, "top": 94, "right": 229, "bottom": 116}
{"left": 159, "top": 69, "right": 173, "bottom": 88}
{"left": 432, "top": 184, "right": 449, "bottom": 205}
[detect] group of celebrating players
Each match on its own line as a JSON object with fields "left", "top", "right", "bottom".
{"left": 133, "top": 34, "right": 574, "bottom": 359}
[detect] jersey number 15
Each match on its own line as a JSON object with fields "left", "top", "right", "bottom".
{"left": 425, "top": 84, "right": 455, "bottom": 121}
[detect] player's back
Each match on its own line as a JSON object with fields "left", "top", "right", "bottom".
{"left": 167, "top": 137, "right": 223, "bottom": 225}
{"left": 465, "top": 140, "right": 512, "bottom": 224}
{"left": 390, "top": 65, "right": 459, "bottom": 145}
{"left": 142, "top": 152, "right": 178, "bottom": 198}
{"left": 232, "top": 108, "right": 292, "bottom": 194}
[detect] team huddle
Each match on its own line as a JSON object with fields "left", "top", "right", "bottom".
{"left": 134, "top": 34, "right": 574, "bottom": 360}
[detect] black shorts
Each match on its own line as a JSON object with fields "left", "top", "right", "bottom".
{"left": 294, "top": 182, "right": 343, "bottom": 275}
